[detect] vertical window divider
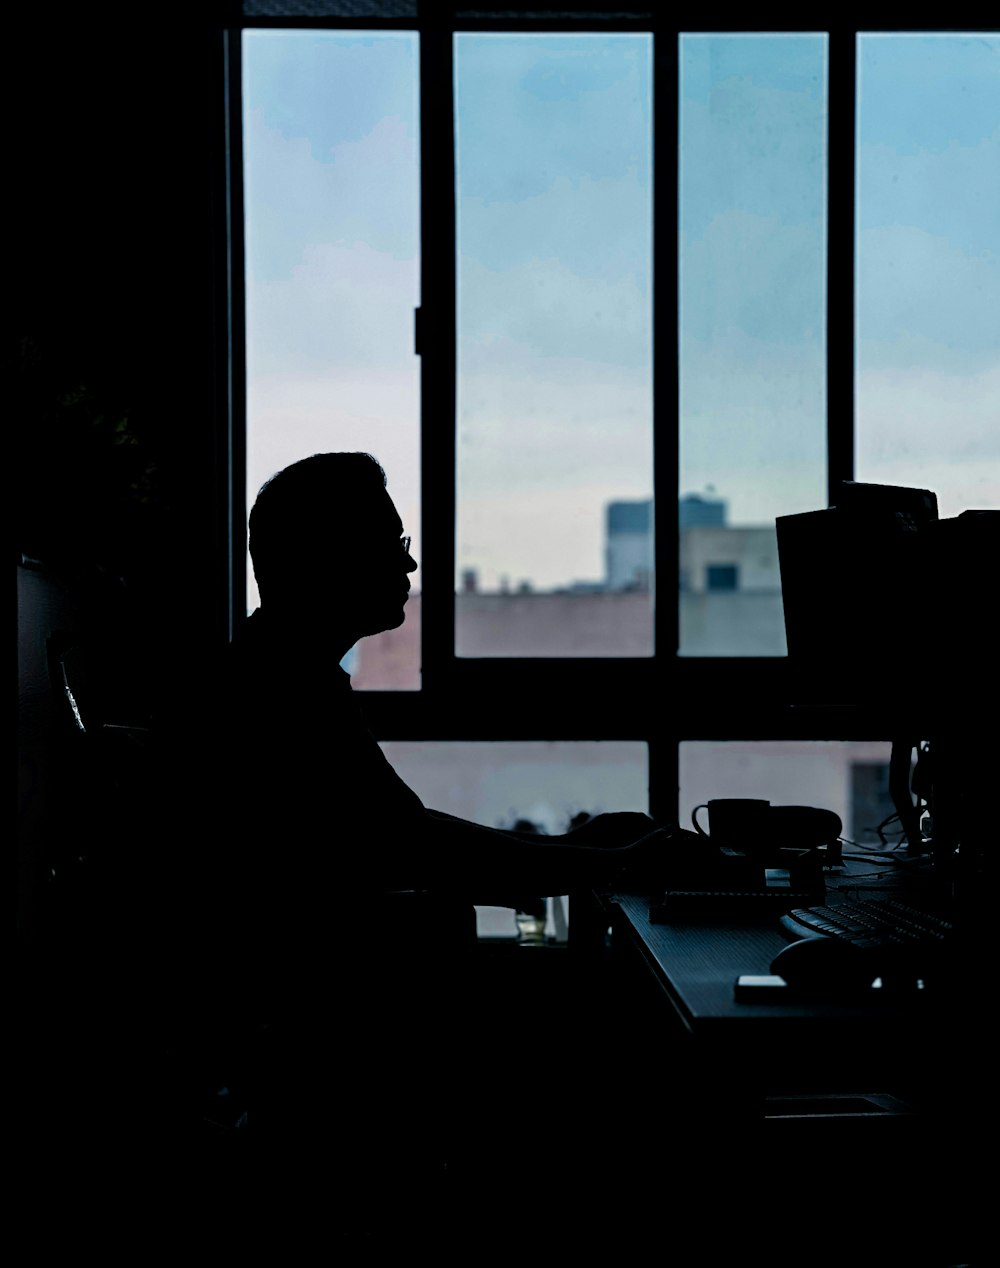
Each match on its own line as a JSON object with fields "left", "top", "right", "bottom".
{"left": 826, "top": 27, "right": 857, "bottom": 504}
{"left": 654, "top": 24, "right": 679, "bottom": 659}
{"left": 650, "top": 23, "right": 680, "bottom": 822}
{"left": 419, "top": 19, "right": 458, "bottom": 697}
{"left": 225, "top": 23, "right": 248, "bottom": 640}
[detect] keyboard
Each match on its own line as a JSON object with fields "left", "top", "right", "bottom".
{"left": 779, "top": 896, "right": 957, "bottom": 981}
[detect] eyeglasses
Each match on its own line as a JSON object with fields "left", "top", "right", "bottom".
{"left": 400, "top": 535, "right": 412, "bottom": 557}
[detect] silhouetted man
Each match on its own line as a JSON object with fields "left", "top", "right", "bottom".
{"left": 207, "top": 451, "right": 672, "bottom": 1218}
{"left": 229, "top": 451, "right": 668, "bottom": 910}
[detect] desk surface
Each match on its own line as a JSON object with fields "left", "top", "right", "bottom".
{"left": 609, "top": 890, "right": 935, "bottom": 1022}
{"left": 594, "top": 860, "right": 989, "bottom": 1263}
{"left": 602, "top": 855, "right": 981, "bottom": 1092}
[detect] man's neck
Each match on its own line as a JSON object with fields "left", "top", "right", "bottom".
{"left": 255, "top": 602, "right": 357, "bottom": 663}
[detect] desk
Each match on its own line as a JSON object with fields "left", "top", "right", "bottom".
{"left": 606, "top": 890, "right": 933, "bottom": 1098}
{"left": 598, "top": 862, "right": 989, "bottom": 1097}
{"left": 582, "top": 870, "right": 989, "bottom": 1262}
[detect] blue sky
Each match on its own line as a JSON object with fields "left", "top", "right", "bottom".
{"left": 679, "top": 33, "right": 828, "bottom": 532}
{"left": 854, "top": 33, "right": 1000, "bottom": 505}
{"left": 243, "top": 29, "right": 998, "bottom": 595}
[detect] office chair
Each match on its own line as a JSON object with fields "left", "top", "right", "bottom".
{"left": 55, "top": 660, "right": 477, "bottom": 1162}
{"left": 16, "top": 557, "right": 238, "bottom": 1148}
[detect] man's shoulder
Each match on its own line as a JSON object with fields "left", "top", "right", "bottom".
{"left": 227, "top": 614, "right": 359, "bottom": 725}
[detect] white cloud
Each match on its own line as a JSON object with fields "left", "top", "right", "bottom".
{"left": 245, "top": 108, "right": 418, "bottom": 275}
{"left": 680, "top": 208, "right": 825, "bottom": 346}
{"left": 247, "top": 238, "right": 419, "bottom": 377}
{"left": 858, "top": 224, "right": 1000, "bottom": 366}
{"left": 856, "top": 363, "right": 1000, "bottom": 515}
{"left": 457, "top": 481, "right": 640, "bottom": 592}
{"left": 246, "top": 367, "right": 421, "bottom": 545}
{"left": 459, "top": 247, "right": 650, "bottom": 368}
{"left": 857, "top": 128, "right": 1000, "bottom": 254}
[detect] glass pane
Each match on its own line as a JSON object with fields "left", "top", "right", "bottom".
{"left": 856, "top": 34, "right": 1000, "bottom": 516}
{"left": 242, "top": 31, "right": 421, "bottom": 689}
{"left": 380, "top": 739, "right": 649, "bottom": 936}
{"left": 454, "top": 34, "right": 654, "bottom": 656}
{"left": 679, "top": 34, "right": 828, "bottom": 656}
{"left": 680, "top": 740, "right": 898, "bottom": 850}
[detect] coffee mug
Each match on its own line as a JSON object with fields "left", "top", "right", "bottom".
{"left": 692, "top": 800, "right": 843, "bottom": 856}
{"left": 691, "top": 798, "right": 771, "bottom": 847}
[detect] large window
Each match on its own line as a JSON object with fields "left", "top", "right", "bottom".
{"left": 854, "top": 32, "right": 1000, "bottom": 515}
{"left": 243, "top": 30, "right": 422, "bottom": 685}
{"left": 678, "top": 33, "right": 828, "bottom": 658}
{"left": 455, "top": 33, "right": 654, "bottom": 657}
{"left": 235, "top": 14, "right": 999, "bottom": 827}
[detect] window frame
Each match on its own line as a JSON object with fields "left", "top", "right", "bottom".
{"left": 223, "top": 8, "right": 974, "bottom": 824}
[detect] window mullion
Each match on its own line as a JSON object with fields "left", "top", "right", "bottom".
{"left": 418, "top": 22, "right": 458, "bottom": 695}
{"left": 226, "top": 25, "right": 248, "bottom": 641}
{"left": 827, "top": 27, "right": 857, "bottom": 503}
{"left": 654, "top": 25, "right": 679, "bottom": 661}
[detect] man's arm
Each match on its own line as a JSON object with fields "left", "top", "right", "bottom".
{"left": 415, "top": 808, "right": 672, "bottom": 901}
{"left": 426, "top": 807, "right": 658, "bottom": 846}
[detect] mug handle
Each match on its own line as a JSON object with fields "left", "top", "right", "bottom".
{"left": 691, "top": 804, "right": 709, "bottom": 835}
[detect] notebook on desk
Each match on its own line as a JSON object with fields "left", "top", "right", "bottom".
{"left": 649, "top": 867, "right": 825, "bottom": 923}
{"left": 649, "top": 832, "right": 830, "bottom": 923}
{"left": 649, "top": 888, "right": 825, "bottom": 923}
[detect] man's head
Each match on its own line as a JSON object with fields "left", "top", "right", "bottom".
{"left": 249, "top": 452, "right": 416, "bottom": 640}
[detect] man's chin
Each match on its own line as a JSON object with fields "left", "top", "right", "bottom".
{"left": 361, "top": 606, "right": 407, "bottom": 636}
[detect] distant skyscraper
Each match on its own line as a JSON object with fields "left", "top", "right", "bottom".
{"left": 606, "top": 500, "right": 652, "bottom": 590}
{"left": 606, "top": 493, "right": 731, "bottom": 590}
{"left": 678, "top": 492, "right": 727, "bottom": 532}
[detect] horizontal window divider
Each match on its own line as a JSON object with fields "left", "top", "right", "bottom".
{"left": 222, "top": 20, "right": 977, "bottom": 41}
{"left": 227, "top": 16, "right": 954, "bottom": 37}
{"left": 442, "top": 18, "right": 655, "bottom": 34}
{"left": 232, "top": 18, "right": 421, "bottom": 33}
{"left": 356, "top": 656, "right": 919, "bottom": 742}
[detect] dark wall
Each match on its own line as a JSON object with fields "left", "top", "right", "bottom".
{"left": 13, "top": 10, "right": 235, "bottom": 952}
{"left": 13, "top": 8, "right": 231, "bottom": 649}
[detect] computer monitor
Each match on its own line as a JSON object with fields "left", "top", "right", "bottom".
{"left": 776, "top": 481, "right": 938, "bottom": 713}
{"left": 776, "top": 486, "right": 997, "bottom": 883}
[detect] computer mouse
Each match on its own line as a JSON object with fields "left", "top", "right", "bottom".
{"left": 769, "top": 935, "right": 878, "bottom": 991}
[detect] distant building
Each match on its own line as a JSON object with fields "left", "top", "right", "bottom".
{"left": 678, "top": 492, "right": 726, "bottom": 532}
{"left": 606, "top": 500, "right": 652, "bottom": 591}
{"left": 352, "top": 492, "right": 785, "bottom": 681}
{"left": 604, "top": 492, "right": 780, "bottom": 603}
{"left": 678, "top": 501, "right": 784, "bottom": 653}
{"left": 679, "top": 524, "right": 781, "bottom": 595}
{"left": 345, "top": 488, "right": 873, "bottom": 894}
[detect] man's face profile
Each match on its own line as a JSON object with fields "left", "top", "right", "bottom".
{"left": 338, "top": 487, "right": 416, "bottom": 637}
{"left": 253, "top": 458, "right": 416, "bottom": 642}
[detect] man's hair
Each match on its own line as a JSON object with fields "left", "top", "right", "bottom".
{"left": 249, "top": 451, "right": 388, "bottom": 594}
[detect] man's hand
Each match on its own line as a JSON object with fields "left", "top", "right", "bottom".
{"left": 613, "top": 826, "right": 706, "bottom": 892}
{"left": 566, "top": 811, "right": 659, "bottom": 847}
